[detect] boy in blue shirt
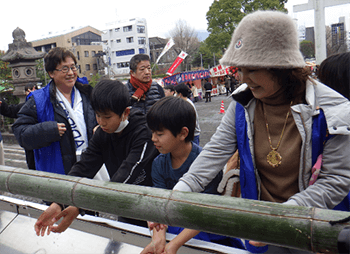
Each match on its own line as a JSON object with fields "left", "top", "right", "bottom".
{"left": 142, "top": 96, "right": 243, "bottom": 254}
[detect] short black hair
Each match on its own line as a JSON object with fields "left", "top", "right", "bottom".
{"left": 174, "top": 83, "right": 191, "bottom": 98}
{"left": 25, "top": 83, "right": 37, "bottom": 91}
{"left": 318, "top": 52, "right": 350, "bottom": 99}
{"left": 44, "top": 47, "right": 77, "bottom": 73}
{"left": 147, "top": 96, "right": 196, "bottom": 142}
{"left": 129, "top": 54, "right": 150, "bottom": 72}
{"left": 91, "top": 79, "right": 130, "bottom": 116}
{"left": 164, "top": 84, "right": 175, "bottom": 92}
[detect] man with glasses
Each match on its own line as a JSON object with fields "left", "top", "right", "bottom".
{"left": 127, "top": 54, "right": 164, "bottom": 114}
{"left": 12, "top": 47, "right": 97, "bottom": 176}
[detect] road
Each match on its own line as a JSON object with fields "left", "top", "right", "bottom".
{"left": 196, "top": 93, "right": 233, "bottom": 148}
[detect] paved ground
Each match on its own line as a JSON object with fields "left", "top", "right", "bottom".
{"left": 195, "top": 93, "right": 233, "bottom": 148}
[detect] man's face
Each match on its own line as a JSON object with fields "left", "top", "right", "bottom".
{"left": 130, "top": 60, "right": 152, "bottom": 83}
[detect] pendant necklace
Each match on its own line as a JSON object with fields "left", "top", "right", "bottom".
{"left": 263, "top": 101, "right": 293, "bottom": 168}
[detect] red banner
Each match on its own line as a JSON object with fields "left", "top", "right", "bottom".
{"left": 166, "top": 51, "right": 188, "bottom": 76}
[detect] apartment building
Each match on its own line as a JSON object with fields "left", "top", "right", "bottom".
{"left": 31, "top": 26, "right": 103, "bottom": 80}
{"left": 101, "top": 18, "right": 149, "bottom": 78}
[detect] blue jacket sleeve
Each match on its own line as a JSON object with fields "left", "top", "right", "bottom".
{"left": 12, "top": 97, "right": 61, "bottom": 150}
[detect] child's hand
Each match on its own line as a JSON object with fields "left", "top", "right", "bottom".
{"left": 249, "top": 240, "right": 267, "bottom": 247}
{"left": 141, "top": 240, "right": 165, "bottom": 254}
{"left": 148, "top": 221, "right": 167, "bottom": 232}
{"left": 161, "top": 242, "right": 180, "bottom": 254}
{"left": 49, "top": 206, "right": 80, "bottom": 233}
{"left": 34, "top": 203, "right": 62, "bottom": 236}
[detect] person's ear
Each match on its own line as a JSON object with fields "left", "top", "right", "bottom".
{"left": 48, "top": 71, "right": 54, "bottom": 79}
{"left": 123, "top": 107, "right": 131, "bottom": 120}
{"left": 130, "top": 70, "right": 135, "bottom": 77}
{"left": 179, "top": 127, "right": 189, "bottom": 141}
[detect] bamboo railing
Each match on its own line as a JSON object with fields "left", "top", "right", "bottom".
{"left": 0, "top": 166, "right": 349, "bottom": 253}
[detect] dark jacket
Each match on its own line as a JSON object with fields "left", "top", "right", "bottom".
{"left": 126, "top": 80, "right": 164, "bottom": 114}
{"left": 12, "top": 81, "right": 97, "bottom": 174}
{"left": 204, "top": 82, "right": 212, "bottom": 91}
{"left": 69, "top": 109, "right": 158, "bottom": 186}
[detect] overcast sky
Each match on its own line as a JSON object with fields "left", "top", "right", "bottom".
{"left": 1, "top": 0, "right": 349, "bottom": 51}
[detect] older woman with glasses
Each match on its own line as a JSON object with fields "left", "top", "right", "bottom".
{"left": 12, "top": 47, "right": 97, "bottom": 175}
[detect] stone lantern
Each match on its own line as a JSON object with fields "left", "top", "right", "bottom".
{"left": 0, "top": 27, "right": 45, "bottom": 102}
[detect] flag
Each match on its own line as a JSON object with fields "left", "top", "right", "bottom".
{"left": 166, "top": 51, "right": 188, "bottom": 76}
{"left": 155, "top": 38, "right": 175, "bottom": 64}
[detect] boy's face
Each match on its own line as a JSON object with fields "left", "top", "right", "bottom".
{"left": 164, "top": 88, "right": 174, "bottom": 97}
{"left": 151, "top": 129, "right": 183, "bottom": 154}
{"left": 95, "top": 109, "right": 129, "bottom": 134}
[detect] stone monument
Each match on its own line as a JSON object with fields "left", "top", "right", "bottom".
{"left": 0, "top": 27, "right": 45, "bottom": 102}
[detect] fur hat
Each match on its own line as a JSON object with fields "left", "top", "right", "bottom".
{"left": 220, "top": 11, "right": 305, "bottom": 69}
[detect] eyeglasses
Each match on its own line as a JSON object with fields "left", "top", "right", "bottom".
{"left": 55, "top": 65, "right": 78, "bottom": 73}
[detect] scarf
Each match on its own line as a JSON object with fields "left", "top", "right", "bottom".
{"left": 56, "top": 86, "right": 88, "bottom": 157}
{"left": 130, "top": 75, "right": 152, "bottom": 101}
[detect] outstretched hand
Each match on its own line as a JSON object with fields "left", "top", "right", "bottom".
{"left": 148, "top": 221, "right": 167, "bottom": 232}
{"left": 49, "top": 206, "right": 80, "bottom": 233}
{"left": 249, "top": 240, "right": 267, "bottom": 247}
{"left": 34, "top": 203, "right": 62, "bottom": 236}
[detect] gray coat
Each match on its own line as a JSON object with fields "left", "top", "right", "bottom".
{"left": 175, "top": 79, "right": 350, "bottom": 209}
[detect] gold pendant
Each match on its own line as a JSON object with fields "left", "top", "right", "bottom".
{"left": 267, "top": 150, "right": 282, "bottom": 168}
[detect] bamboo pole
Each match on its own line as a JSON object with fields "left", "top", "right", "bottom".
{"left": 0, "top": 166, "right": 349, "bottom": 253}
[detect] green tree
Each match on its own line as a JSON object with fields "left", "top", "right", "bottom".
{"left": 205, "top": 0, "right": 288, "bottom": 52}
{"left": 36, "top": 58, "right": 48, "bottom": 86}
{"left": 192, "top": 41, "right": 223, "bottom": 69}
{"left": 89, "top": 73, "right": 101, "bottom": 88}
{"left": 0, "top": 51, "right": 12, "bottom": 90}
{"left": 299, "top": 40, "right": 315, "bottom": 59}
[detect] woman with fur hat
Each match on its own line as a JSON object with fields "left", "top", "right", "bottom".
{"left": 149, "top": 11, "right": 350, "bottom": 253}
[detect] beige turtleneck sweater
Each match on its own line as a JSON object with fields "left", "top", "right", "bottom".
{"left": 254, "top": 86, "right": 304, "bottom": 203}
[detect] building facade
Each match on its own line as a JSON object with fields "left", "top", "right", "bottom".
{"left": 31, "top": 26, "right": 103, "bottom": 81}
{"left": 101, "top": 18, "right": 149, "bottom": 78}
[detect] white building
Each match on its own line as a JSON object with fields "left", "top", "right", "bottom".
{"left": 298, "top": 25, "right": 306, "bottom": 41}
{"left": 102, "top": 18, "right": 149, "bottom": 77}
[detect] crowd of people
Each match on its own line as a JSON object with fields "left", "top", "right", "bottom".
{"left": 0, "top": 9, "right": 350, "bottom": 254}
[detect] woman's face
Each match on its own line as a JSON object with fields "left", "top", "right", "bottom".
{"left": 49, "top": 57, "right": 77, "bottom": 91}
{"left": 239, "top": 67, "right": 281, "bottom": 99}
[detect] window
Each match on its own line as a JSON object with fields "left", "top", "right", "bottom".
{"left": 117, "top": 62, "right": 130, "bottom": 68}
{"left": 92, "top": 51, "right": 96, "bottom": 57}
{"left": 115, "top": 28, "right": 120, "bottom": 32}
{"left": 72, "top": 31, "right": 102, "bottom": 46}
{"left": 85, "top": 64, "right": 90, "bottom": 71}
{"left": 138, "top": 37, "right": 146, "bottom": 45}
{"left": 126, "top": 37, "right": 134, "bottom": 43}
{"left": 116, "top": 49, "right": 135, "bottom": 57}
{"left": 84, "top": 51, "right": 89, "bottom": 57}
{"left": 116, "top": 39, "right": 121, "bottom": 43}
{"left": 137, "top": 25, "right": 145, "bottom": 33}
{"left": 93, "top": 64, "right": 97, "bottom": 70}
{"left": 123, "top": 25, "right": 132, "bottom": 32}
{"left": 78, "top": 65, "right": 81, "bottom": 74}
{"left": 139, "top": 48, "right": 146, "bottom": 54}
{"left": 77, "top": 51, "right": 80, "bottom": 60}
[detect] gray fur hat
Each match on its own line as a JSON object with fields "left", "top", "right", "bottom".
{"left": 220, "top": 11, "right": 305, "bottom": 69}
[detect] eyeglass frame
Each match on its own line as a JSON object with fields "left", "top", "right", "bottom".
{"left": 55, "top": 65, "right": 78, "bottom": 73}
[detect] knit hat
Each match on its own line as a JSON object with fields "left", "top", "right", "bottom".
{"left": 220, "top": 11, "right": 305, "bottom": 69}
